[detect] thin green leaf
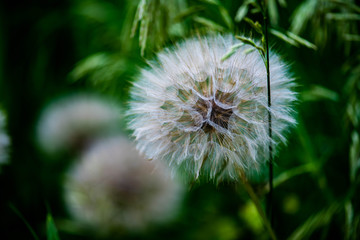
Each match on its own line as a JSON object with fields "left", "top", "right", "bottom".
{"left": 244, "top": 17, "right": 263, "bottom": 34}
{"left": 47, "top": 214, "right": 61, "bottom": 240}
{"left": 235, "top": 4, "right": 248, "bottom": 22}
{"left": 290, "top": 0, "right": 317, "bottom": 34}
{"left": 9, "top": 203, "right": 40, "bottom": 240}
{"left": 131, "top": 0, "right": 147, "bottom": 37}
{"left": 193, "top": 16, "right": 225, "bottom": 32}
{"left": 200, "top": 0, "right": 233, "bottom": 29}
{"left": 345, "top": 201, "right": 354, "bottom": 239}
{"left": 235, "top": 36, "right": 265, "bottom": 55}
{"left": 288, "top": 204, "right": 340, "bottom": 240}
{"left": 174, "top": 6, "right": 205, "bottom": 22}
{"left": 277, "top": 0, "right": 287, "bottom": 7}
{"left": 331, "top": 0, "right": 360, "bottom": 13}
{"left": 251, "top": 8, "right": 261, "bottom": 14}
{"left": 200, "top": 0, "right": 219, "bottom": 5}
{"left": 301, "top": 85, "right": 339, "bottom": 102}
{"left": 268, "top": 0, "right": 279, "bottom": 25}
{"left": 221, "top": 43, "right": 244, "bottom": 61}
{"left": 344, "top": 34, "right": 360, "bottom": 42}
{"left": 270, "top": 29, "right": 299, "bottom": 47}
{"left": 219, "top": 6, "right": 234, "bottom": 29}
{"left": 243, "top": 47, "right": 256, "bottom": 54}
{"left": 287, "top": 31, "right": 317, "bottom": 50}
{"left": 70, "top": 53, "right": 110, "bottom": 81}
{"left": 326, "top": 13, "right": 360, "bottom": 21}
{"left": 139, "top": 11, "right": 150, "bottom": 56}
{"left": 350, "top": 131, "right": 360, "bottom": 182}
{"left": 248, "top": 0, "right": 261, "bottom": 10}
{"left": 273, "top": 162, "right": 319, "bottom": 188}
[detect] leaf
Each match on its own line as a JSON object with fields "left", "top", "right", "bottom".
{"left": 287, "top": 31, "right": 317, "bottom": 50}
{"left": 70, "top": 53, "right": 110, "bottom": 81}
{"left": 235, "top": 4, "right": 248, "bottom": 22}
{"left": 243, "top": 47, "right": 256, "bottom": 54}
{"left": 9, "top": 203, "right": 40, "bottom": 240}
{"left": 131, "top": 0, "right": 147, "bottom": 37}
{"left": 139, "top": 11, "right": 150, "bottom": 56}
{"left": 200, "top": 0, "right": 219, "bottom": 5}
{"left": 326, "top": 13, "right": 360, "bottom": 21}
{"left": 273, "top": 162, "right": 319, "bottom": 188}
{"left": 345, "top": 201, "right": 354, "bottom": 239}
{"left": 270, "top": 29, "right": 299, "bottom": 47}
{"left": 268, "top": 0, "right": 279, "bottom": 25}
{"left": 331, "top": 0, "right": 360, "bottom": 13}
{"left": 350, "top": 131, "right": 360, "bottom": 182}
{"left": 344, "top": 34, "right": 360, "bottom": 42}
{"left": 288, "top": 204, "right": 339, "bottom": 240}
{"left": 200, "top": 0, "right": 233, "bottom": 29}
{"left": 218, "top": 6, "right": 233, "bottom": 29}
{"left": 301, "top": 85, "right": 339, "bottom": 102}
{"left": 75, "top": 2, "right": 117, "bottom": 23}
{"left": 244, "top": 17, "right": 263, "bottom": 34}
{"left": 221, "top": 43, "right": 244, "bottom": 61}
{"left": 193, "top": 16, "right": 225, "bottom": 32}
{"left": 174, "top": 6, "right": 205, "bottom": 22}
{"left": 290, "top": 0, "right": 318, "bottom": 34}
{"left": 47, "top": 214, "right": 61, "bottom": 240}
{"left": 235, "top": 36, "right": 265, "bottom": 55}
{"left": 277, "top": 0, "right": 287, "bottom": 7}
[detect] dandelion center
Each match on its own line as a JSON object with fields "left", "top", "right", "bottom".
{"left": 195, "top": 98, "right": 233, "bottom": 132}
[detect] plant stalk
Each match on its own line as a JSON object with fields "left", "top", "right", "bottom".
{"left": 262, "top": 0, "right": 274, "bottom": 227}
{"left": 238, "top": 169, "right": 277, "bottom": 240}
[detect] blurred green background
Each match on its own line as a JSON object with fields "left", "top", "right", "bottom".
{"left": 0, "top": 0, "right": 359, "bottom": 239}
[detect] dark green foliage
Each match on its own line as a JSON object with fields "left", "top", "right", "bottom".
{"left": 0, "top": 0, "right": 359, "bottom": 239}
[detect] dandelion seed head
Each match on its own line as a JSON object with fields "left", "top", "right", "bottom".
{"left": 65, "top": 136, "right": 184, "bottom": 232}
{"left": 0, "top": 110, "right": 10, "bottom": 166}
{"left": 37, "top": 94, "right": 121, "bottom": 154}
{"left": 128, "top": 34, "right": 296, "bottom": 181}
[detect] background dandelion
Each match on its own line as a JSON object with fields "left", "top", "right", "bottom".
{"left": 64, "top": 136, "right": 184, "bottom": 233}
{"left": 36, "top": 93, "right": 121, "bottom": 155}
{"left": 0, "top": 110, "right": 10, "bottom": 167}
{"left": 128, "top": 34, "right": 296, "bottom": 182}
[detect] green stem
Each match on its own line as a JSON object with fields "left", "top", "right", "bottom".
{"left": 9, "top": 203, "right": 40, "bottom": 240}
{"left": 262, "top": 0, "right": 274, "bottom": 227}
{"left": 238, "top": 169, "right": 277, "bottom": 240}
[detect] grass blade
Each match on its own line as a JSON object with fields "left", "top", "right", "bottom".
{"left": 288, "top": 204, "right": 339, "bottom": 240}
{"left": 47, "top": 214, "right": 61, "bottom": 240}
{"left": 270, "top": 29, "right": 299, "bottom": 47}
{"left": 9, "top": 203, "right": 40, "bottom": 240}
{"left": 193, "top": 16, "right": 225, "bottom": 32}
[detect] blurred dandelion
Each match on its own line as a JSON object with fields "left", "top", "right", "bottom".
{"left": 0, "top": 110, "right": 10, "bottom": 166}
{"left": 128, "top": 34, "right": 296, "bottom": 182}
{"left": 36, "top": 93, "right": 121, "bottom": 155}
{"left": 64, "top": 136, "right": 184, "bottom": 233}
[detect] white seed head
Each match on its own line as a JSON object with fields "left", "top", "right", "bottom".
{"left": 64, "top": 136, "right": 184, "bottom": 232}
{"left": 36, "top": 94, "right": 121, "bottom": 154}
{"left": 0, "top": 110, "right": 10, "bottom": 166}
{"left": 128, "top": 34, "right": 296, "bottom": 182}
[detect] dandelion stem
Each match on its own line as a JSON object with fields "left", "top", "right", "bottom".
{"left": 238, "top": 169, "right": 277, "bottom": 240}
{"left": 262, "top": 0, "right": 274, "bottom": 227}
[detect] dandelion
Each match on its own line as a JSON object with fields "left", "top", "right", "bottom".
{"left": 64, "top": 136, "right": 184, "bottom": 232}
{"left": 128, "top": 34, "right": 296, "bottom": 181}
{"left": 36, "top": 93, "right": 121, "bottom": 154}
{"left": 0, "top": 110, "right": 10, "bottom": 166}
